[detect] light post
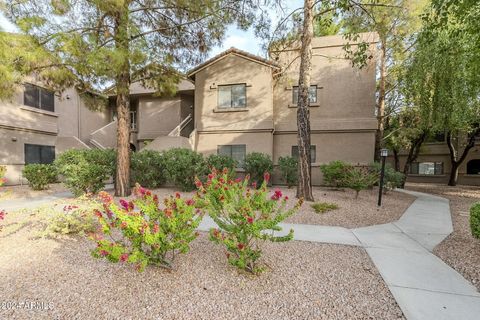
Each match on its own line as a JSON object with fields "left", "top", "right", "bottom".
{"left": 378, "top": 148, "right": 388, "bottom": 207}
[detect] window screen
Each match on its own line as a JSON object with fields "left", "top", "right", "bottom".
{"left": 292, "top": 86, "right": 317, "bottom": 105}
{"left": 218, "top": 144, "right": 246, "bottom": 168}
{"left": 218, "top": 84, "right": 246, "bottom": 109}
{"left": 25, "top": 144, "right": 55, "bottom": 164}
{"left": 23, "top": 84, "right": 55, "bottom": 112}
{"left": 292, "top": 145, "right": 316, "bottom": 163}
{"left": 410, "top": 162, "right": 443, "bottom": 175}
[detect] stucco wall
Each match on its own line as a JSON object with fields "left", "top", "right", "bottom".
{"left": 195, "top": 131, "right": 273, "bottom": 157}
{"left": 137, "top": 96, "right": 182, "bottom": 140}
{"left": 193, "top": 54, "right": 274, "bottom": 132}
{"left": 272, "top": 33, "right": 377, "bottom": 133}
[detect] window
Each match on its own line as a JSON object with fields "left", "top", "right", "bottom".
{"left": 217, "top": 144, "right": 246, "bottom": 168}
{"left": 130, "top": 110, "right": 137, "bottom": 131}
{"left": 23, "top": 84, "right": 55, "bottom": 112}
{"left": 467, "top": 159, "right": 480, "bottom": 175}
{"left": 410, "top": 162, "right": 443, "bottom": 175}
{"left": 218, "top": 84, "right": 246, "bottom": 109}
{"left": 292, "top": 85, "right": 317, "bottom": 105}
{"left": 291, "top": 145, "right": 316, "bottom": 163}
{"left": 24, "top": 144, "right": 55, "bottom": 164}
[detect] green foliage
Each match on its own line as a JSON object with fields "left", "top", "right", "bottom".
{"left": 320, "top": 160, "right": 353, "bottom": 188}
{"left": 22, "top": 164, "right": 57, "bottom": 190}
{"left": 470, "top": 203, "right": 480, "bottom": 239}
{"left": 204, "top": 154, "right": 237, "bottom": 179}
{"left": 343, "top": 167, "right": 378, "bottom": 199}
{"left": 91, "top": 186, "right": 202, "bottom": 271}
{"left": 278, "top": 156, "right": 298, "bottom": 188}
{"left": 38, "top": 197, "right": 100, "bottom": 238}
{"left": 55, "top": 149, "right": 116, "bottom": 196}
{"left": 244, "top": 152, "right": 273, "bottom": 187}
{"left": 131, "top": 150, "right": 166, "bottom": 188}
{"left": 195, "top": 170, "right": 302, "bottom": 274}
{"left": 0, "top": 165, "right": 6, "bottom": 187}
{"left": 370, "top": 162, "right": 405, "bottom": 193}
{"left": 163, "top": 148, "right": 206, "bottom": 191}
{"left": 311, "top": 202, "right": 339, "bottom": 214}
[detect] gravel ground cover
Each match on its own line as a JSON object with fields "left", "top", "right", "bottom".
{"left": 0, "top": 183, "right": 68, "bottom": 202}
{"left": 119, "top": 186, "right": 415, "bottom": 229}
{"left": 0, "top": 204, "right": 404, "bottom": 320}
{"left": 405, "top": 182, "right": 480, "bottom": 291}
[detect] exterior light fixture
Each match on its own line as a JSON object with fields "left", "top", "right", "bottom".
{"left": 378, "top": 148, "right": 389, "bottom": 206}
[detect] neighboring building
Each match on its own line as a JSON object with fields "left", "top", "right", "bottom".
{"left": 0, "top": 76, "right": 110, "bottom": 185}
{"left": 393, "top": 133, "right": 480, "bottom": 186}
{"left": 2, "top": 33, "right": 381, "bottom": 186}
{"left": 187, "top": 33, "right": 379, "bottom": 185}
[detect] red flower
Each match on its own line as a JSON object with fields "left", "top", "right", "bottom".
{"left": 100, "top": 250, "right": 109, "bottom": 257}
{"left": 195, "top": 179, "right": 203, "bottom": 188}
{"left": 264, "top": 172, "right": 270, "bottom": 183}
{"left": 222, "top": 167, "right": 229, "bottom": 174}
{"left": 0, "top": 210, "right": 7, "bottom": 220}
{"left": 271, "top": 189, "right": 283, "bottom": 201}
{"left": 164, "top": 209, "right": 172, "bottom": 218}
{"left": 185, "top": 199, "right": 195, "bottom": 206}
{"left": 235, "top": 178, "right": 242, "bottom": 183}
{"left": 252, "top": 182, "right": 257, "bottom": 189}
{"left": 208, "top": 174, "right": 213, "bottom": 180}
{"left": 119, "top": 199, "right": 129, "bottom": 210}
{"left": 284, "top": 196, "right": 289, "bottom": 201}
{"left": 237, "top": 243, "right": 245, "bottom": 250}
{"left": 247, "top": 217, "right": 254, "bottom": 224}
{"left": 93, "top": 210, "right": 102, "bottom": 218}
{"left": 120, "top": 253, "right": 129, "bottom": 262}
{"left": 120, "top": 221, "right": 127, "bottom": 229}
{"left": 219, "top": 195, "right": 225, "bottom": 201}
{"left": 219, "top": 178, "right": 225, "bottom": 184}
{"left": 152, "top": 224, "right": 159, "bottom": 234}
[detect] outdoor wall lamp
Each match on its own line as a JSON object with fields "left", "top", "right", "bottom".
{"left": 378, "top": 148, "right": 389, "bottom": 206}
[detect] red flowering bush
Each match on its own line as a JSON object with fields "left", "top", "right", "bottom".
{"left": 195, "top": 169, "right": 302, "bottom": 274}
{"left": 91, "top": 185, "right": 202, "bottom": 271}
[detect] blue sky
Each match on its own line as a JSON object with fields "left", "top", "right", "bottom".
{"left": 0, "top": 1, "right": 303, "bottom": 58}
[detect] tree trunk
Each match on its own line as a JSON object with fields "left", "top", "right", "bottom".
{"left": 393, "top": 148, "right": 400, "bottom": 172}
{"left": 400, "top": 132, "right": 427, "bottom": 188}
{"left": 114, "top": 8, "right": 131, "bottom": 197}
{"left": 296, "top": 0, "right": 314, "bottom": 202}
{"left": 446, "top": 129, "right": 479, "bottom": 187}
{"left": 374, "top": 40, "right": 387, "bottom": 162}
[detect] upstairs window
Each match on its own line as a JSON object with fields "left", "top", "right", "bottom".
{"left": 292, "top": 145, "right": 316, "bottom": 163}
{"left": 218, "top": 84, "right": 246, "bottom": 109}
{"left": 24, "top": 144, "right": 55, "bottom": 164}
{"left": 24, "top": 83, "right": 55, "bottom": 112}
{"left": 292, "top": 85, "right": 317, "bottom": 105}
{"left": 410, "top": 162, "right": 443, "bottom": 175}
{"left": 218, "top": 144, "right": 246, "bottom": 168}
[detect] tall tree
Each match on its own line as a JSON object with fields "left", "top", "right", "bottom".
{"left": 404, "top": 3, "right": 480, "bottom": 186}
{"left": 296, "top": 0, "right": 314, "bottom": 201}
{"left": 341, "top": 0, "right": 427, "bottom": 161}
{"left": 5, "top": 0, "right": 269, "bottom": 196}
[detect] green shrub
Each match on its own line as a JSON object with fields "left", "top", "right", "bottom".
{"left": 311, "top": 202, "right": 339, "bottom": 214}
{"left": 131, "top": 150, "right": 166, "bottom": 188}
{"left": 370, "top": 162, "right": 404, "bottom": 193}
{"left": 163, "top": 148, "right": 206, "bottom": 191}
{"left": 22, "top": 164, "right": 57, "bottom": 190}
{"left": 91, "top": 186, "right": 202, "bottom": 271}
{"left": 0, "top": 165, "right": 6, "bottom": 186}
{"left": 204, "top": 154, "right": 237, "bottom": 179}
{"left": 470, "top": 203, "right": 480, "bottom": 239}
{"left": 320, "top": 160, "right": 353, "bottom": 188}
{"left": 244, "top": 152, "right": 273, "bottom": 187}
{"left": 343, "top": 166, "right": 378, "bottom": 199}
{"left": 278, "top": 156, "right": 298, "bottom": 188}
{"left": 195, "top": 170, "right": 302, "bottom": 274}
{"left": 55, "top": 149, "right": 116, "bottom": 196}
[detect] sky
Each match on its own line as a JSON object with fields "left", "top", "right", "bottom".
{"left": 0, "top": 1, "right": 303, "bottom": 59}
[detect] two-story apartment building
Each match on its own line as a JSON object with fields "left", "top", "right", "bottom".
{"left": 6, "top": 32, "right": 422, "bottom": 187}
{"left": 187, "top": 33, "right": 379, "bottom": 184}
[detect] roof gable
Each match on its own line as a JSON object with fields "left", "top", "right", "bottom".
{"left": 187, "top": 47, "right": 280, "bottom": 79}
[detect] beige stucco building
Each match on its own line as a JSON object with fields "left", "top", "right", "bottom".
{"left": 4, "top": 33, "right": 407, "bottom": 186}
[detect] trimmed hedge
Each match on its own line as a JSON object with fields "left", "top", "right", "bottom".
{"left": 163, "top": 148, "right": 206, "bottom": 191}
{"left": 278, "top": 156, "right": 298, "bottom": 188}
{"left": 22, "top": 164, "right": 57, "bottom": 190}
{"left": 131, "top": 150, "right": 166, "bottom": 188}
{"left": 470, "top": 203, "right": 480, "bottom": 239}
{"left": 320, "top": 160, "right": 353, "bottom": 188}
{"left": 55, "top": 149, "right": 116, "bottom": 196}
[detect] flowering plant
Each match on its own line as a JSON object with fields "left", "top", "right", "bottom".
{"left": 91, "top": 185, "right": 202, "bottom": 271}
{"left": 195, "top": 169, "right": 302, "bottom": 274}
{"left": 0, "top": 210, "right": 7, "bottom": 232}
